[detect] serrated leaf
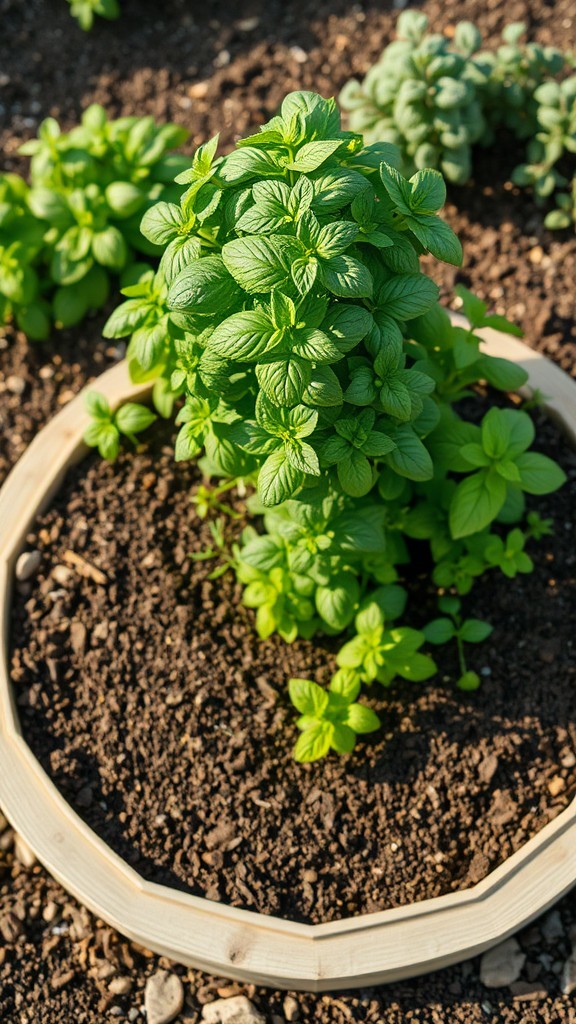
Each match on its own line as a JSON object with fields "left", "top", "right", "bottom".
{"left": 258, "top": 449, "right": 304, "bottom": 506}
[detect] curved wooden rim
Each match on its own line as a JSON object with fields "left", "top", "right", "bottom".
{"left": 1, "top": 322, "right": 575, "bottom": 991}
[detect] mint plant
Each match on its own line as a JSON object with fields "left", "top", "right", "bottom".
{"left": 103, "top": 90, "right": 566, "bottom": 762}
{"left": 84, "top": 391, "right": 157, "bottom": 461}
{"left": 0, "top": 107, "right": 188, "bottom": 342}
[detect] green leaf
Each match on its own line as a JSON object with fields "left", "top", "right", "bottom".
{"left": 478, "top": 355, "right": 529, "bottom": 392}
{"left": 303, "top": 365, "right": 343, "bottom": 407}
{"left": 338, "top": 450, "right": 373, "bottom": 497}
{"left": 408, "top": 217, "right": 463, "bottom": 266}
{"left": 115, "top": 403, "right": 157, "bottom": 436}
{"left": 409, "top": 169, "right": 446, "bottom": 212}
{"left": 91, "top": 226, "right": 127, "bottom": 270}
{"left": 140, "top": 201, "right": 186, "bottom": 245}
{"left": 286, "top": 140, "right": 342, "bottom": 172}
{"left": 258, "top": 449, "right": 304, "bottom": 506}
{"left": 449, "top": 471, "right": 507, "bottom": 538}
{"left": 175, "top": 422, "right": 204, "bottom": 461}
{"left": 289, "top": 678, "right": 329, "bottom": 717}
{"left": 294, "top": 722, "right": 332, "bottom": 763}
{"left": 330, "top": 723, "right": 357, "bottom": 754}
{"left": 285, "top": 440, "right": 320, "bottom": 476}
{"left": 459, "top": 619, "right": 493, "bottom": 643}
{"left": 423, "top": 618, "right": 456, "bottom": 644}
{"left": 316, "top": 575, "right": 360, "bottom": 631}
{"left": 132, "top": 321, "right": 167, "bottom": 372}
{"left": 256, "top": 357, "right": 311, "bottom": 407}
{"left": 222, "top": 235, "right": 297, "bottom": 294}
{"left": 169, "top": 256, "right": 242, "bottom": 314}
{"left": 515, "top": 452, "right": 567, "bottom": 494}
{"left": 209, "top": 310, "right": 275, "bottom": 361}
{"left": 380, "top": 377, "right": 412, "bottom": 421}
{"left": 105, "top": 181, "right": 144, "bottom": 218}
{"left": 386, "top": 427, "right": 433, "bottom": 481}
{"left": 218, "top": 147, "right": 282, "bottom": 184}
{"left": 345, "top": 703, "right": 380, "bottom": 734}
{"left": 85, "top": 390, "right": 111, "bottom": 420}
{"left": 320, "top": 255, "right": 373, "bottom": 299}
{"left": 377, "top": 274, "right": 439, "bottom": 319}
{"left": 103, "top": 298, "right": 151, "bottom": 339}
{"left": 160, "top": 235, "right": 203, "bottom": 285}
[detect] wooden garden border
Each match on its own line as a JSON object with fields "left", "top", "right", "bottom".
{"left": 0, "top": 322, "right": 575, "bottom": 991}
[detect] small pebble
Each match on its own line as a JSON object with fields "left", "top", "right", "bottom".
{"left": 202, "top": 995, "right": 266, "bottom": 1023}
{"left": 562, "top": 946, "right": 576, "bottom": 995}
{"left": 289, "top": 46, "right": 308, "bottom": 63}
{"left": 15, "top": 550, "right": 41, "bottom": 582}
{"left": 144, "top": 970, "right": 184, "bottom": 1024}
{"left": 480, "top": 938, "right": 526, "bottom": 988}
{"left": 108, "top": 976, "right": 133, "bottom": 996}
{"left": 548, "top": 776, "right": 565, "bottom": 797}
{"left": 6, "top": 375, "right": 26, "bottom": 395}
{"left": 14, "top": 833, "right": 36, "bottom": 868}
{"left": 283, "top": 995, "right": 299, "bottom": 1021}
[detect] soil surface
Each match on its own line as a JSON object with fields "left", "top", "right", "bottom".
{"left": 9, "top": 412, "right": 576, "bottom": 925}
{"left": 2, "top": 0, "right": 576, "bottom": 1020}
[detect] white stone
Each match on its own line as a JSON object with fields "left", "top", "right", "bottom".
{"left": 561, "top": 946, "right": 576, "bottom": 995}
{"left": 15, "top": 550, "right": 41, "bottom": 582}
{"left": 480, "top": 938, "right": 526, "bottom": 988}
{"left": 201, "top": 995, "right": 266, "bottom": 1024}
{"left": 144, "top": 971, "right": 184, "bottom": 1024}
{"left": 14, "top": 833, "right": 36, "bottom": 868}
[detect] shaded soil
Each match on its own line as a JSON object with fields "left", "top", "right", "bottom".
{"left": 1, "top": 0, "right": 576, "bottom": 1020}
{"left": 9, "top": 409, "right": 576, "bottom": 925}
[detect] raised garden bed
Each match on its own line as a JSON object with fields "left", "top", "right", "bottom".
{"left": 1, "top": 323, "right": 575, "bottom": 991}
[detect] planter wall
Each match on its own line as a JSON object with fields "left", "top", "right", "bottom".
{"left": 0, "top": 321, "right": 575, "bottom": 992}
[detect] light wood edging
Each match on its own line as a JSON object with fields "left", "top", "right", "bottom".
{"left": 0, "top": 324, "right": 575, "bottom": 991}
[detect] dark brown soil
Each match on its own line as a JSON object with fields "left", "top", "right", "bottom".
{"left": 9, "top": 408, "right": 576, "bottom": 926}
{"left": 2, "top": 0, "right": 576, "bottom": 1020}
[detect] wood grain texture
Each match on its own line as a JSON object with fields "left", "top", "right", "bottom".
{"left": 0, "top": 324, "right": 575, "bottom": 991}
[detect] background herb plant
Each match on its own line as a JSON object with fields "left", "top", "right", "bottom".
{"left": 0, "top": 106, "right": 188, "bottom": 341}
{"left": 89, "top": 90, "right": 566, "bottom": 762}
{"left": 340, "top": 13, "right": 576, "bottom": 227}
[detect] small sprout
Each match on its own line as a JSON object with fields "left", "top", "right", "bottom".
{"left": 83, "top": 390, "right": 157, "bottom": 462}
{"left": 424, "top": 596, "right": 492, "bottom": 691}
{"left": 483, "top": 528, "right": 534, "bottom": 578}
{"left": 289, "top": 674, "right": 380, "bottom": 763}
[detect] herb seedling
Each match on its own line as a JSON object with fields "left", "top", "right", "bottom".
{"left": 424, "top": 596, "right": 493, "bottom": 691}
{"left": 289, "top": 674, "right": 380, "bottom": 762}
{"left": 83, "top": 391, "right": 157, "bottom": 461}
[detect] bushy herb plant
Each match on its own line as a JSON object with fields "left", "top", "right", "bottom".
{"left": 96, "top": 91, "right": 566, "bottom": 762}
{"left": 0, "top": 106, "right": 188, "bottom": 341}
{"left": 340, "top": 14, "right": 575, "bottom": 227}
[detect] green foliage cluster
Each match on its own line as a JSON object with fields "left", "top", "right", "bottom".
{"left": 93, "top": 91, "right": 567, "bottom": 761}
{"left": 67, "top": 0, "right": 119, "bottom": 31}
{"left": 0, "top": 106, "right": 188, "bottom": 340}
{"left": 340, "top": 13, "right": 576, "bottom": 227}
